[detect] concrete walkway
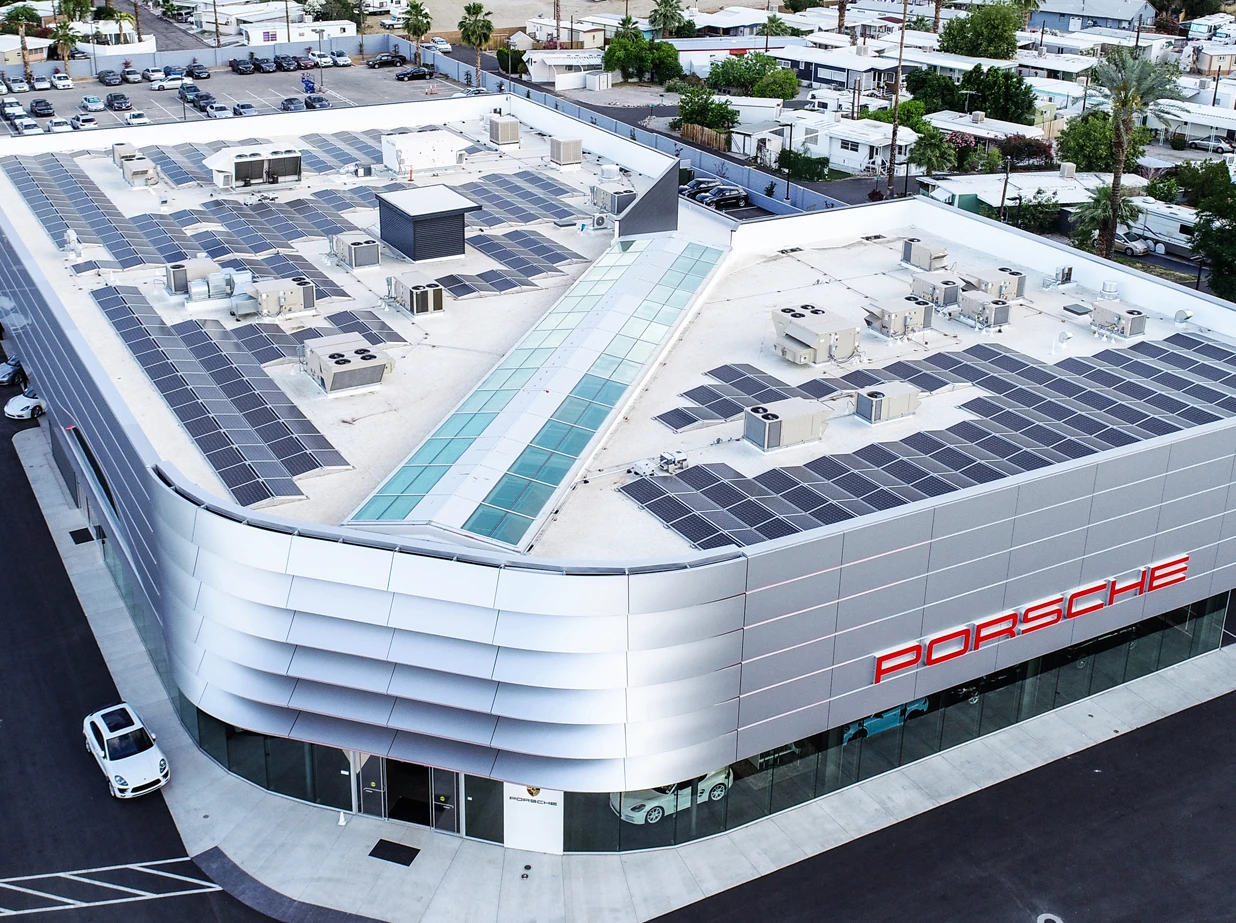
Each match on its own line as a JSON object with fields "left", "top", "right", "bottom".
{"left": 18, "top": 420, "right": 1236, "bottom": 923}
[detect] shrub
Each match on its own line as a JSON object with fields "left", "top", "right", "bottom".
{"left": 1169, "top": 133, "right": 1188, "bottom": 151}
{"left": 777, "top": 148, "right": 830, "bottom": 181}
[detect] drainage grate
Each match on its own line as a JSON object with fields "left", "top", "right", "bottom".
{"left": 69, "top": 528, "right": 95, "bottom": 545}
{"left": 368, "top": 840, "right": 419, "bottom": 866}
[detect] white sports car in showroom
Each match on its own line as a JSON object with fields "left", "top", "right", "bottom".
{"left": 609, "top": 768, "right": 733, "bottom": 824}
{"left": 83, "top": 703, "right": 170, "bottom": 798}
{"left": 3, "top": 388, "right": 45, "bottom": 419}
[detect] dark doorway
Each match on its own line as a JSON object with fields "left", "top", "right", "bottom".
{"left": 386, "top": 761, "right": 432, "bottom": 826}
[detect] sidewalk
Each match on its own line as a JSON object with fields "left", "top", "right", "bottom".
{"left": 18, "top": 421, "right": 1236, "bottom": 923}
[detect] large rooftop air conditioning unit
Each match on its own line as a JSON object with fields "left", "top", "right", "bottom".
{"left": 911, "top": 270, "right": 962, "bottom": 306}
{"left": 855, "top": 381, "right": 920, "bottom": 424}
{"left": 166, "top": 257, "right": 219, "bottom": 295}
{"left": 956, "top": 290, "right": 1011, "bottom": 328}
{"left": 866, "top": 296, "right": 933, "bottom": 338}
{"left": 771, "top": 306, "right": 862, "bottom": 365}
{"left": 121, "top": 155, "right": 157, "bottom": 187}
{"left": 902, "top": 237, "right": 948, "bottom": 272}
{"left": 550, "top": 137, "right": 583, "bottom": 167}
{"left": 247, "top": 277, "right": 315, "bottom": 317}
{"left": 111, "top": 142, "right": 139, "bottom": 168}
{"left": 1091, "top": 301, "right": 1147, "bottom": 338}
{"left": 333, "top": 232, "right": 381, "bottom": 269}
{"left": 743, "top": 398, "right": 832, "bottom": 451}
{"left": 591, "top": 183, "right": 637, "bottom": 215}
{"left": 302, "top": 332, "right": 394, "bottom": 394}
{"left": 966, "top": 267, "right": 1026, "bottom": 300}
{"left": 388, "top": 271, "right": 445, "bottom": 315}
{"left": 489, "top": 114, "right": 521, "bottom": 146}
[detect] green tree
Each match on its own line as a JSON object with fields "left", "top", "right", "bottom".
{"left": 458, "top": 2, "right": 493, "bottom": 88}
{"left": 648, "top": 39, "right": 682, "bottom": 83}
{"left": 1055, "top": 111, "right": 1152, "bottom": 172}
{"left": 862, "top": 98, "right": 928, "bottom": 133}
{"left": 1086, "top": 48, "right": 1182, "bottom": 258}
{"left": 3, "top": 4, "right": 41, "bottom": 24}
{"left": 648, "top": 0, "right": 685, "bottom": 39}
{"left": 61, "top": 0, "right": 92, "bottom": 20}
{"left": 1192, "top": 184, "right": 1236, "bottom": 301}
{"left": 48, "top": 19, "right": 78, "bottom": 74}
{"left": 674, "top": 18, "right": 697, "bottom": 37}
{"left": 402, "top": 0, "right": 430, "bottom": 66}
{"left": 706, "top": 50, "right": 777, "bottom": 94}
{"left": 678, "top": 83, "right": 738, "bottom": 131}
{"left": 613, "top": 14, "right": 642, "bottom": 41}
{"left": 1015, "top": 189, "right": 1061, "bottom": 233}
{"left": 784, "top": 0, "right": 825, "bottom": 11}
{"left": 906, "top": 68, "right": 958, "bottom": 112}
{"left": 752, "top": 66, "right": 798, "bottom": 100}
{"left": 978, "top": 67, "right": 1036, "bottom": 123}
{"left": 1070, "top": 185, "right": 1143, "bottom": 251}
{"left": 938, "top": 0, "right": 1021, "bottom": 58}
{"left": 1176, "top": 159, "right": 1231, "bottom": 207}
{"left": 1182, "top": 0, "right": 1222, "bottom": 16}
{"left": 756, "top": 13, "right": 792, "bottom": 52}
{"left": 906, "top": 14, "right": 933, "bottom": 31}
{"left": 910, "top": 124, "right": 956, "bottom": 174}
{"left": 603, "top": 33, "right": 650, "bottom": 80}
{"left": 1145, "top": 175, "right": 1178, "bottom": 202}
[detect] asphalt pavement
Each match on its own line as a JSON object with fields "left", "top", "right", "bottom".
{"left": 0, "top": 346, "right": 271, "bottom": 920}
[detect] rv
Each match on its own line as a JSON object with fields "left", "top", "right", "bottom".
{"left": 1187, "top": 12, "right": 1235, "bottom": 41}
{"left": 1127, "top": 197, "right": 1198, "bottom": 257}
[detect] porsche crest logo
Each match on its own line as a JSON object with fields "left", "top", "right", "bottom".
{"left": 526, "top": 786, "right": 541, "bottom": 797}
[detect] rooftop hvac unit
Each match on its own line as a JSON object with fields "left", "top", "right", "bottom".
{"left": 866, "top": 296, "right": 933, "bottom": 338}
{"left": 955, "top": 290, "right": 1011, "bottom": 328}
{"left": 966, "top": 266, "right": 1026, "bottom": 300}
{"left": 247, "top": 277, "right": 315, "bottom": 317}
{"left": 332, "top": 232, "right": 381, "bottom": 269}
{"left": 855, "top": 381, "right": 920, "bottom": 424}
{"left": 1091, "top": 301, "right": 1146, "bottom": 338}
{"left": 353, "top": 164, "right": 373, "bottom": 177}
{"left": 771, "top": 306, "right": 862, "bottom": 364}
{"left": 489, "top": 114, "right": 520, "bottom": 146}
{"left": 121, "top": 155, "right": 158, "bottom": 187}
{"left": 600, "top": 163, "right": 621, "bottom": 181}
{"left": 743, "top": 398, "right": 832, "bottom": 451}
{"left": 902, "top": 237, "right": 948, "bottom": 271}
{"left": 165, "top": 257, "right": 219, "bottom": 294}
{"left": 388, "top": 271, "right": 445, "bottom": 314}
{"left": 302, "top": 332, "right": 394, "bottom": 394}
{"left": 591, "top": 183, "right": 636, "bottom": 215}
{"left": 1099, "top": 279, "right": 1120, "bottom": 300}
{"left": 550, "top": 137, "right": 583, "bottom": 166}
{"left": 911, "top": 270, "right": 961, "bottom": 306}
{"left": 592, "top": 213, "right": 609, "bottom": 229}
{"left": 111, "top": 142, "right": 139, "bottom": 168}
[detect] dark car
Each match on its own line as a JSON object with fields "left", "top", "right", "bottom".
{"left": 679, "top": 178, "right": 722, "bottom": 198}
{"left": 395, "top": 66, "right": 432, "bottom": 81}
{"left": 280, "top": 96, "right": 306, "bottom": 111}
{"left": 251, "top": 57, "right": 277, "bottom": 73}
{"left": 232, "top": 101, "right": 257, "bottom": 116}
{"left": 697, "top": 185, "right": 748, "bottom": 210}
{"left": 295, "top": 56, "right": 316, "bottom": 69}
{"left": 0, "top": 355, "right": 24, "bottom": 386}
{"left": 177, "top": 83, "right": 200, "bottom": 102}
{"left": 191, "top": 92, "right": 216, "bottom": 112}
{"left": 366, "top": 52, "right": 407, "bottom": 68}
{"left": 105, "top": 92, "right": 131, "bottom": 111}
{"left": 184, "top": 63, "right": 210, "bottom": 80}
{"left": 304, "top": 93, "right": 330, "bottom": 109}
{"left": 229, "top": 58, "right": 255, "bottom": 75}
{"left": 162, "top": 64, "right": 185, "bottom": 77}
{"left": 97, "top": 70, "right": 122, "bottom": 86}
{"left": 274, "top": 54, "right": 300, "bottom": 72}
{"left": 28, "top": 98, "right": 54, "bottom": 117}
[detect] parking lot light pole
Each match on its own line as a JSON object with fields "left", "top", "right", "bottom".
{"left": 314, "top": 28, "right": 325, "bottom": 89}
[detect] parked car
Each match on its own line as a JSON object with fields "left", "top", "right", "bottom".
{"left": 149, "top": 74, "right": 185, "bottom": 90}
{"left": 697, "top": 185, "right": 749, "bottom": 210}
{"left": 1, "top": 98, "right": 24, "bottom": 120}
{"left": 680, "top": 177, "right": 722, "bottom": 198}
{"left": 395, "top": 66, "right": 432, "bottom": 81}
{"left": 330, "top": 49, "right": 352, "bottom": 65}
{"left": 124, "top": 110, "right": 151, "bottom": 125}
{"left": 185, "top": 63, "right": 210, "bottom": 80}
{"left": 204, "top": 102, "right": 233, "bottom": 118}
{"left": 83, "top": 703, "right": 170, "bottom": 799}
{"left": 1188, "top": 135, "right": 1234, "bottom": 153}
{"left": 28, "top": 98, "right": 53, "bottom": 117}
{"left": 50, "top": 73, "right": 74, "bottom": 90}
{"left": 842, "top": 698, "right": 930, "bottom": 744}
{"left": 70, "top": 113, "right": 99, "bottom": 129}
{"left": 0, "top": 355, "right": 24, "bottom": 385}
{"left": 105, "top": 92, "right": 132, "bottom": 111}
{"left": 4, "top": 387, "right": 45, "bottom": 419}
{"left": 46, "top": 117, "right": 73, "bottom": 132}
{"left": 97, "top": 69, "right": 122, "bottom": 87}
{"left": 429, "top": 36, "right": 452, "bottom": 53}
{"left": 162, "top": 64, "right": 185, "bottom": 77}
{"left": 366, "top": 52, "right": 407, "bottom": 68}
{"left": 31, "top": 74, "right": 51, "bottom": 90}
{"left": 7, "top": 76, "right": 28, "bottom": 92}
{"left": 1112, "top": 229, "right": 1151, "bottom": 256}
{"left": 12, "top": 117, "right": 43, "bottom": 135}
{"left": 121, "top": 67, "right": 142, "bottom": 83}
{"left": 279, "top": 96, "right": 305, "bottom": 111}
{"left": 79, "top": 94, "right": 104, "bottom": 112}
{"left": 295, "top": 55, "right": 316, "bottom": 69}
{"left": 379, "top": 15, "right": 402, "bottom": 28}
{"left": 191, "top": 92, "right": 216, "bottom": 112}
{"left": 177, "top": 83, "right": 201, "bottom": 102}
{"left": 309, "top": 51, "right": 334, "bottom": 67}
{"left": 304, "top": 93, "right": 330, "bottom": 109}
{"left": 232, "top": 101, "right": 257, "bottom": 116}
{"left": 274, "top": 54, "right": 300, "bottom": 72}
{"left": 141, "top": 67, "right": 163, "bottom": 81}
{"left": 229, "top": 58, "right": 255, "bottom": 75}
{"left": 251, "top": 57, "right": 277, "bottom": 73}
{"left": 449, "top": 87, "right": 488, "bottom": 97}
{"left": 609, "top": 768, "right": 734, "bottom": 825}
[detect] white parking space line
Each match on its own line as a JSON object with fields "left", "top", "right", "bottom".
{"left": 0, "top": 859, "right": 220, "bottom": 917}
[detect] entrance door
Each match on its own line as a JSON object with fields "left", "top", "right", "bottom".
{"left": 357, "top": 754, "right": 386, "bottom": 818}
{"left": 386, "top": 760, "right": 433, "bottom": 825}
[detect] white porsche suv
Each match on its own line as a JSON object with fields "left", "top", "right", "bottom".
{"left": 83, "top": 703, "right": 170, "bottom": 798}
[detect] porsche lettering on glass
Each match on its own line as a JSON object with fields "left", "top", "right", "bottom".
{"left": 873, "top": 555, "right": 1190, "bottom": 684}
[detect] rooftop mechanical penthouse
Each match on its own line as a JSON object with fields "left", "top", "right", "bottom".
{"left": 2, "top": 93, "right": 1235, "bottom": 854}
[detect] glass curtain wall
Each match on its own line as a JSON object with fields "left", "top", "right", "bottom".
{"left": 564, "top": 591, "right": 1229, "bottom": 851}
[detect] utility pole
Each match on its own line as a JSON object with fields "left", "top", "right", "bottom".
{"left": 284, "top": 0, "right": 291, "bottom": 50}
{"left": 554, "top": 0, "right": 560, "bottom": 48}
{"left": 885, "top": 0, "right": 909, "bottom": 197}
{"left": 1134, "top": 14, "right": 1142, "bottom": 54}
{"left": 998, "top": 156, "right": 1011, "bottom": 220}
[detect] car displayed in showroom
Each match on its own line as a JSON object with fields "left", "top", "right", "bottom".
{"left": 279, "top": 96, "right": 305, "bottom": 111}
{"left": 366, "top": 52, "right": 407, "bottom": 68}
{"left": 79, "top": 94, "right": 104, "bottom": 111}
{"left": 0, "top": 355, "right": 25, "bottom": 386}
{"left": 609, "top": 768, "right": 733, "bottom": 825}
{"left": 305, "top": 93, "right": 330, "bottom": 109}
{"left": 696, "top": 185, "right": 749, "bottom": 210}
{"left": 1188, "top": 135, "right": 1234, "bottom": 154}
{"left": 28, "top": 98, "right": 53, "bottom": 117}
{"left": 842, "top": 697, "right": 930, "bottom": 743}
{"left": 105, "top": 92, "right": 132, "bottom": 111}
{"left": 232, "top": 102, "right": 257, "bottom": 116}
{"left": 69, "top": 113, "right": 99, "bottom": 129}
{"left": 185, "top": 63, "right": 210, "bottom": 80}
{"left": 82, "top": 703, "right": 170, "bottom": 799}
{"left": 4, "top": 387, "right": 46, "bottom": 419}
{"left": 50, "top": 73, "right": 74, "bottom": 90}
{"left": 395, "top": 66, "right": 432, "bottom": 81}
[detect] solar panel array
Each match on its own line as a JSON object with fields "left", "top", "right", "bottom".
{"left": 452, "top": 170, "right": 583, "bottom": 228}
{"left": 232, "top": 323, "right": 303, "bottom": 365}
{"left": 468, "top": 229, "right": 585, "bottom": 278}
{"left": 436, "top": 269, "right": 539, "bottom": 299}
{"left": 300, "top": 130, "right": 385, "bottom": 171}
{"left": 325, "top": 310, "right": 407, "bottom": 346}
{"left": 625, "top": 336, "right": 1236, "bottom": 549}
{"left": 219, "top": 254, "right": 347, "bottom": 300}
{"left": 312, "top": 183, "right": 409, "bottom": 212}
{"left": 139, "top": 141, "right": 232, "bottom": 187}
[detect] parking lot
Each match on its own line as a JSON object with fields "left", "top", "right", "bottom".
{"left": 4, "top": 54, "right": 464, "bottom": 133}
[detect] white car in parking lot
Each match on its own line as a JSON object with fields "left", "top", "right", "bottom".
{"left": 149, "top": 74, "right": 185, "bottom": 90}
{"left": 50, "top": 73, "right": 74, "bottom": 89}
{"left": 609, "top": 768, "right": 733, "bottom": 824}
{"left": 12, "top": 117, "right": 43, "bottom": 135}
{"left": 330, "top": 49, "right": 352, "bottom": 65}
{"left": 204, "top": 102, "right": 233, "bottom": 118}
{"left": 83, "top": 703, "right": 170, "bottom": 799}
{"left": 31, "top": 74, "right": 51, "bottom": 90}
{"left": 309, "top": 51, "right": 334, "bottom": 67}
{"left": 70, "top": 114, "right": 99, "bottom": 129}
{"left": 4, "top": 387, "right": 46, "bottom": 419}
{"left": 429, "top": 36, "right": 451, "bottom": 53}
{"left": 46, "top": 117, "right": 73, "bottom": 132}
{"left": 124, "top": 110, "right": 151, "bottom": 125}
{"left": 80, "top": 94, "right": 104, "bottom": 111}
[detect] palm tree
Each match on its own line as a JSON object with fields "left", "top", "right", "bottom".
{"left": 837, "top": 0, "right": 848, "bottom": 35}
{"left": 614, "top": 14, "right": 641, "bottom": 41}
{"left": 1017, "top": 0, "right": 1042, "bottom": 27}
{"left": 131, "top": 0, "right": 142, "bottom": 42}
{"left": 458, "top": 2, "right": 493, "bottom": 89}
{"left": 1070, "top": 185, "right": 1143, "bottom": 252}
{"left": 48, "top": 19, "right": 78, "bottom": 74}
{"left": 211, "top": 0, "right": 219, "bottom": 47}
{"left": 1086, "top": 48, "right": 1182, "bottom": 258}
{"left": 402, "top": 0, "right": 430, "bottom": 66}
{"left": 932, "top": 0, "right": 943, "bottom": 33}
{"left": 648, "top": 0, "right": 684, "bottom": 39}
{"left": 3, "top": 5, "right": 41, "bottom": 83}
{"left": 756, "top": 13, "right": 791, "bottom": 52}
{"left": 909, "top": 125, "right": 955, "bottom": 175}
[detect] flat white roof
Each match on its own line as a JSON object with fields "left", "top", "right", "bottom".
{"left": 1015, "top": 50, "right": 1099, "bottom": 73}
{"left": 892, "top": 48, "right": 1019, "bottom": 72}
{"left": 921, "top": 169, "right": 1148, "bottom": 206}
{"left": 925, "top": 110, "right": 1045, "bottom": 140}
{"left": 378, "top": 185, "right": 481, "bottom": 218}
